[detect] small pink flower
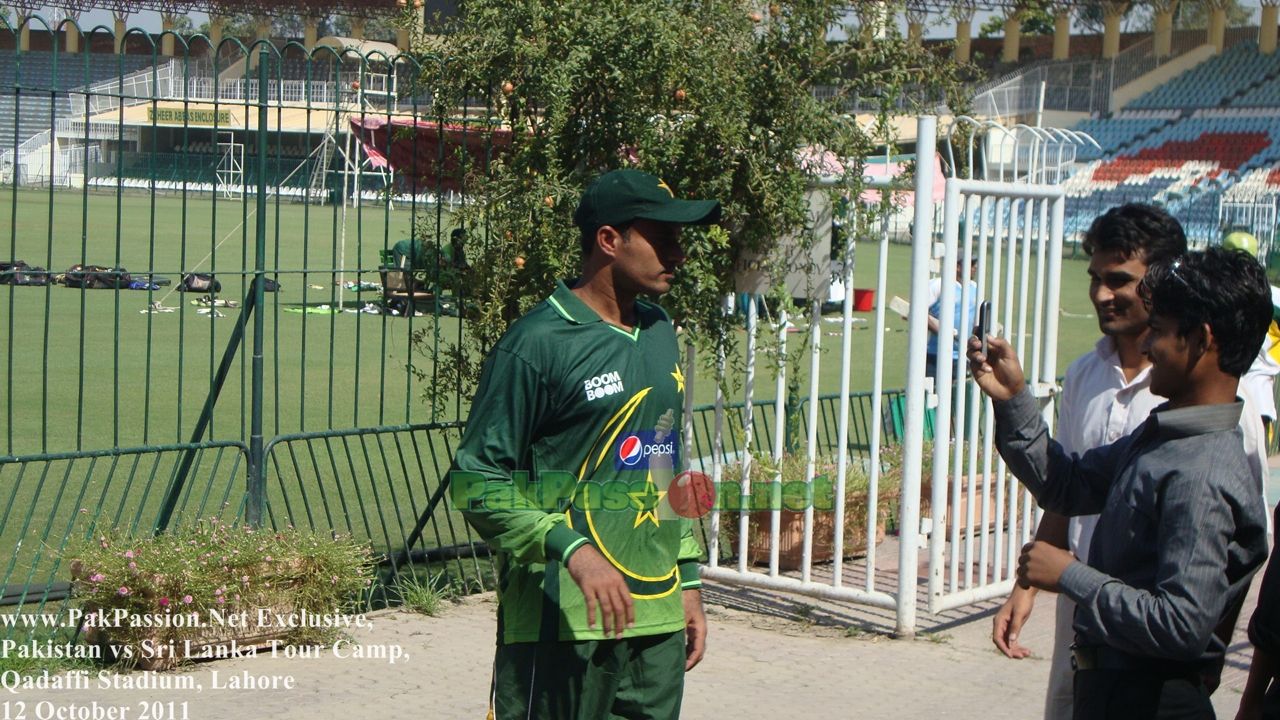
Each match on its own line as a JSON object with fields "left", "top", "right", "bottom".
{"left": 117, "top": 586, "right": 130, "bottom": 596}
{"left": 182, "top": 595, "right": 193, "bottom": 604}
{"left": 128, "top": 562, "right": 136, "bottom": 570}
{"left": 158, "top": 597, "right": 170, "bottom": 607}
{"left": 264, "top": 556, "right": 272, "bottom": 562}
{"left": 88, "top": 573, "right": 105, "bottom": 583}
{"left": 216, "top": 596, "right": 225, "bottom": 604}
{"left": 214, "top": 588, "right": 223, "bottom": 596}
{"left": 123, "top": 550, "right": 135, "bottom": 559}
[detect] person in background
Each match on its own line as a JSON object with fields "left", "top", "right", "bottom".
{"left": 926, "top": 253, "right": 979, "bottom": 382}
{"left": 1224, "top": 230, "right": 1280, "bottom": 446}
{"left": 973, "top": 246, "right": 1272, "bottom": 719}
{"left": 990, "top": 205, "right": 1268, "bottom": 719}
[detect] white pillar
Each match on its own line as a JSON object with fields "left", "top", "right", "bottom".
{"left": 60, "top": 11, "right": 81, "bottom": 53}
{"left": 1208, "top": 5, "right": 1227, "bottom": 53}
{"left": 1102, "top": 3, "right": 1126, "bottom": 59}
{"left": 113, "top": 12, "right": 129, "bottom": 55}
{"left": 1154, "top": 4, "right": 1176, "bottom": 58}
{"left": 208, "top": 14, "right": 224, "bottom": 50}
{"left": 304, "top": 15, "right": 320, "bottom": 50}
{"left": 255, "top": 15, "right": 272, "bottom": 43}
{"left": 1001, "top": 13, "right": 1021, "bottom": 63}
{"left": 908, "top": 21, "right": 924, "bottom": 46}
{"left": 17, "top": 13, "right": 30, "bottom": 52}
{"left": 955, "top": 17, "right": 973, "bottom": 63}
{"left": 1262, "top": 4, "right": 1279, "bottom": 55}
{"left": 1052, "top": 10, "right": 1070, "bottom": 60}
{"left": 161, "top": 14, "right": 177, "bottom": 56}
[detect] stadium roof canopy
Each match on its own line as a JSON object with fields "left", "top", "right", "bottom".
{"left": 5, "top": 0, "right": 409, "bottom": 18}
{"left": 4, "top": 0, "right": 1193, "bottom": 18}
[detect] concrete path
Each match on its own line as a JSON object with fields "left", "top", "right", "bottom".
{"left": 17, "top": 570, "right": 1262, "bottom": 719}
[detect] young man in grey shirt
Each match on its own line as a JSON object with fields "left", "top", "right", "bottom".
{"left": 968, "top": 247, "right": 1273, "bottom": 719}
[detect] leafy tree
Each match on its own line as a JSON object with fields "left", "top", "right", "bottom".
{"left": 331, "top": 13, "right": 406, "bottom": 42}
{"left": 979, "top": 1, "right": 1057, "bottom": 37}
{"left": 1173, "top": 0, "right": 1253, "bottom": 29}
{"left": 408, "top": 0, "right": 965, "bottom": 409}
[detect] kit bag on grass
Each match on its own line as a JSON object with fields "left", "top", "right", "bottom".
{"left": 178, "top": 273, "right": 221, "bottom": 293}
{"left": 0, "top": 261, "right": 45, "bottom": 285}
{"left": 15, "top": 265, "right": 50, "bottom": 285}
{"left": 0, "top": 260, "right": 26, "bottom": 285}
{"left": 64, "top": 264, "right": 131, "bottom": 289}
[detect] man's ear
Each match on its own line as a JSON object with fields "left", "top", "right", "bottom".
{"left": 1197, "top": 321, "right": 1216, "bottom": 355}
{"left": 595, "top": 225, "right": 626, "bottom": 259}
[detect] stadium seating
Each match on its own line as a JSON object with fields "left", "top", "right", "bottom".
{"left": 1069, "top": 115, "right": 1175, "bottom": 162}
{"left": 94, "top": 151, "right": 325, "bottom": 189}
{"left": 1127, "top": 42, "right": 1280, "bottom": 110}
{"left": 0, "top": 50, "right": 156, "bottom": 149}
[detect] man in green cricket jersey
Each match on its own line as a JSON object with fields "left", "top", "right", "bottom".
{"left": 450, "top": 169, "right": 721, "bottom": 719}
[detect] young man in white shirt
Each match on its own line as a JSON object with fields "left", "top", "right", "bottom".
{"left": 989, "top": 204, "right": 1268, "bottom": 720}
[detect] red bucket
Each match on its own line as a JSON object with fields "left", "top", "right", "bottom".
{"left": 852, "top": 288, "right": 876, "bottom": 312}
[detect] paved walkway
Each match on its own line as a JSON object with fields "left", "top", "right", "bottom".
{"left": 22, "top": 570, "right": 1262, "bottom": 719}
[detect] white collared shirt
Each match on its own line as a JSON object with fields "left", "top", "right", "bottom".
{"left": 1058, "top": 337, "right": 1269, "bottom": 562}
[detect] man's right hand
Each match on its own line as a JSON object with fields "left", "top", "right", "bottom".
{"left": 992, "top": 584, "right": 1037, "bottom": 658}
{"left": 967, "top": 334, "right": 1027, "bottom": 402}
{"left": 566, "top": 544, "right": 634, "bottom": 639}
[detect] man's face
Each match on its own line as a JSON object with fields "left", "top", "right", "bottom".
{"left": 1087, "top": 248, "right": 1150, "bottom": 337}
{"left": 612, "top": 219, "right": 686, "bottom": 295}
{"left": 1141, "top": 312, "right": 1198, "bottom": 401}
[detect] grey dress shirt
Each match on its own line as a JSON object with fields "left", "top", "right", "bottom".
{"left": 994, "top": 389, "right": 1268, "bottom": 664}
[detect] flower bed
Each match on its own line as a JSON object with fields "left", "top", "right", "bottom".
{"left": 67, "top": 521, "right": 374, "bottom": 671}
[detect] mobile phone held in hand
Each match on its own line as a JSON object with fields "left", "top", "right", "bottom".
{"left": 977, "top": 301, "right": 992, "bottom": 356}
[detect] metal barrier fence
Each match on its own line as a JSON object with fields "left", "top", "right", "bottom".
{"left": 1, "top": 20, "right": 1068, "bottom": 639}
{"left": 0, "top": 24, "right": 503, "bottom": 637}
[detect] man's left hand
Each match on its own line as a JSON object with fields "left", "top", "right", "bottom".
{"left": 682, "top": 588, "right": 707, "bottom": 671}
{"left": 1016, "top": 541, "right": 1075, "bottom": 593}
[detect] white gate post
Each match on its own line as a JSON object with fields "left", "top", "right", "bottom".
{"left": 895, "top": 115, "right": 937, "bottom": 637}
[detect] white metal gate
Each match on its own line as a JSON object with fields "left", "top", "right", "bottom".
{"left": 691, "top": 116, "right": 1068, "bottom": 635}
{"left": 922, "top": 177, "right": 1065, "bottom": 615}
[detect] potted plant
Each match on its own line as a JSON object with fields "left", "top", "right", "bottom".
{"left": 881, "top": 440, "right": 994, "bottom": 536}
{"left": 717, "top": 452, "right": 895, "bottom": 571}
{"left": 66, "top": 520, "right": 375, "bottom": 670}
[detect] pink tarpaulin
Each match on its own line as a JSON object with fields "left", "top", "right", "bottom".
{"left": 348, "top": 116, "right": 513, "bottom": 193}
{"left": 796, "top": 146, "right": 945, "bottom": 207}
{"left": 859, "top": 154, "right": 946, "bottom": 207}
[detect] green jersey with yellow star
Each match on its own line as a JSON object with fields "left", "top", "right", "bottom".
{"left": 450, "top": 280, "right": 703, "bottom": 644}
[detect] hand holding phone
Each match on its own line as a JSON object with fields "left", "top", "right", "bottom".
{"left": 977, "top": 301, "right": 992, "bottom": 355}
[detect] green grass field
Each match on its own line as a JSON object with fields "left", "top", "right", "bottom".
{"left": 0, "top": 184, "right": 1102, "bottom": 614}
{"left": 0, "top": 185, "right": 1103, "bottom": 458}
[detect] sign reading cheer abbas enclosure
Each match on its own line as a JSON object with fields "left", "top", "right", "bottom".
{"left": 146, "top": 107, "right": 233, "bottom": 127}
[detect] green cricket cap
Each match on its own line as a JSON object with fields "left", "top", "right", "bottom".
{"left": 1223, "top": 229, "right": 1259, "bottom": 257}
{"left": 574, "top": 169, "right": 721, "bottom": 230}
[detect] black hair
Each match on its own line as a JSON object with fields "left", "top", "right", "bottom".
{"left": 579, "top": 220, "right": 632, "bottom": 257}
{"left": 1083, "top": 203, "right": 1187, "bottom": 267}
{"left": 1139, "top": 246, "right": 1272, "bottom": 377}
